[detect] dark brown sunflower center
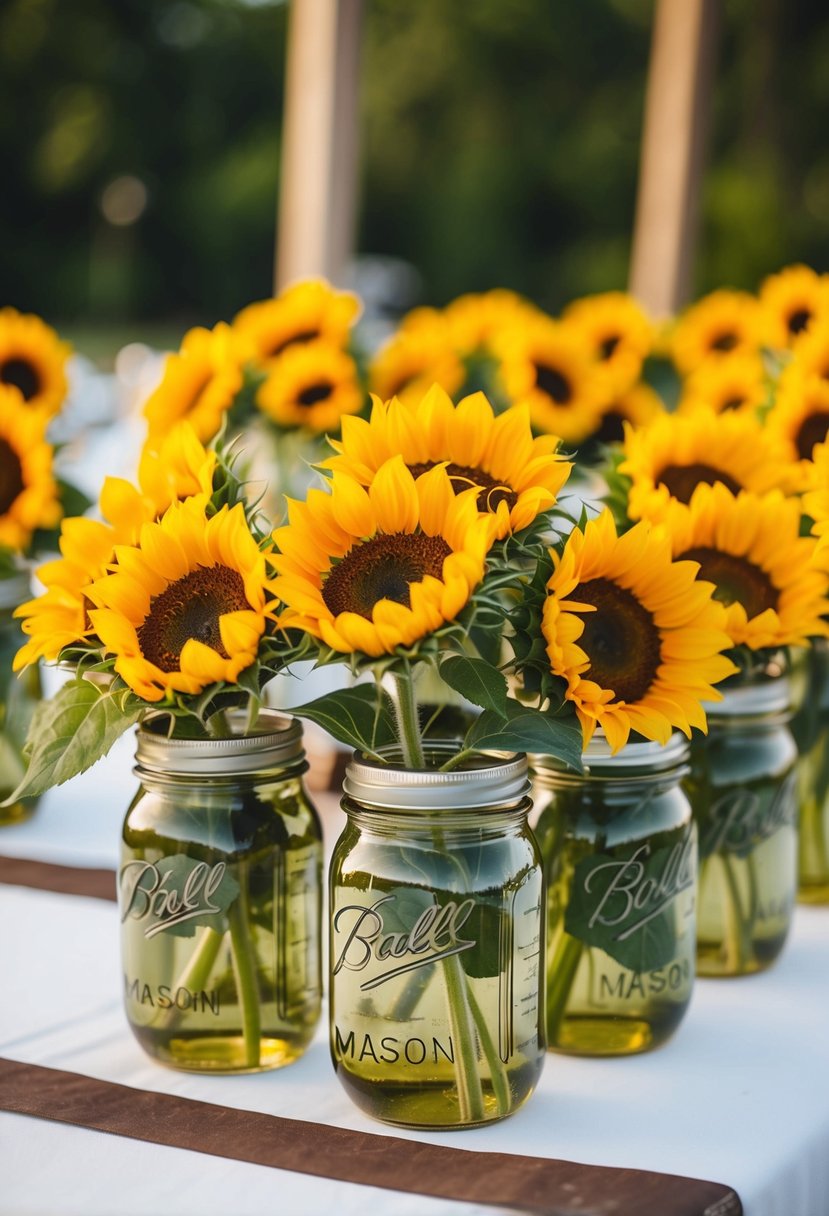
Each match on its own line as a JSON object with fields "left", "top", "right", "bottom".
{"left": 297, "top": 381, "right": 333, "bottom": 407}
{"left": 657, "top": 463, "right": 742, "bottom": 503}
{"left": 322, "top": 532, "right": 451, "bottom": 619}
{"left": 721, "top": 396, "right": 745, "bottom": 411}
{"left": 575, "top": 577, "right": 661, "bottom": 703}
{"left": 599, "top": 334, "right": 621, "bottom": 360}
{"left": 0, "top": 438, "right": 24, "bottom": 514}
{"left": 710, "top": 331, "right": 738, "bottom": 353}
{"left": 138, "top": 565, "right": 249, "bottom": 673}
{"left": 407, "top": 461, "right": 518, "bottom": 512}
{"left": 679, "top": 547, "right": 778, "bottom": 618}
{"left": 534, "top": 363, "right": 572, "bottom": 404}
{"left": 268, "top": 328, "right": 319, "bottom": 357}
{"left": 788, "top": 308, "right": 811, "bottom": 335}
{"left": 0, "top": 357, "right": 40, "bottom": 401}
{"left": 794, "top": 411, "right": 829, "bottom": 460}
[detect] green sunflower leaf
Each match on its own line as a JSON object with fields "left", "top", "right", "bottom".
{"left": 289, "top": 684, "right": 397, "bottom": 757}
{"left": 438, "top": 655, "right": 509, "bottom": 715}
{"left": 2, "top": 677, "right": 144, "bottom": 804}
{"left": 465, "top": 700, "right": 583, "bottom": 772}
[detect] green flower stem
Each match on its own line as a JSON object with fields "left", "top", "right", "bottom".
{"left": 465, "top": 977, "right": 511, "bottom": 1118}
{"left": 434, "top": 824, "right": 503, "bottom": 1123}
{"left": 228, "top": 864, "right": 261, "bottom": 1069}
{"left": 720, "top": 852, "right": 751, "bottom": 973}
{"left": 805, "top": 793, "right": 829, "bottom": 878}
{"left": 440, "top": 748, "right": 478, "bottom": 773}
{"left": 153, "top": 926, "right": 224, "bottom": 1030}
{"left": 546, "top": 930, "right": 583, "bottom": 1041}
{"left": 391, "top": 669, "right": 424, "bottom": 769}
{"left": 441, "top": 951, "right": 485, "bottom": 1124}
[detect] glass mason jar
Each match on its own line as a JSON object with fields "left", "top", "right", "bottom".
{"left": 791, "top": 640, "right": 829, "bottom": 903}
{"left": 687, "top": 677, "right": 797, "bottom": 976}
{"left": 533, "top": 734, "right": 696, "bottom": 1057}
{"left": 120, "top": 711, "right": 322, "bottom": 1073}
{"left": 0, "top": 571, "right": 42, "bottom": 826}
{"left": 330, "top": 748, "right": 545, "bottom": 1130}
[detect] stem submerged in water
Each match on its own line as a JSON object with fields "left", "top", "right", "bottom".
{"left": 228, "top": 862, "right": 261, "bottom": 1068}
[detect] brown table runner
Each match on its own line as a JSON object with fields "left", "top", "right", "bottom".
{"left": 0, "top": 856, "right": 742, "bottom": 1216}
{"left": 0, "top": 853, "right": 116, "bottom": 901}
{"left": 0, "top": 1058, "right": 739, "bottom": 1216}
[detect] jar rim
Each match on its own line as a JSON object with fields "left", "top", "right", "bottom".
{"left": 135, "top": 709, "right": 305, "bottom": 776}
{"left": 703, "top": 676, "right": 791, "bottom": 718}
{"left": 343, "top": 744, "right": 530, "bottom": 810}
{"left": 532, "top": 730, "right": 689, "bottom": 780}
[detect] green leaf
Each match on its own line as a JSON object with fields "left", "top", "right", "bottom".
{"left": 564, "top": 833, "right": 694, "bottom": 972}
{"left": 439, "top": 655, "right": 508, "bottom": 714}
{"left": 290, "top": 684, "right": 397, "bottom": 756}
{"left": 4, "top": 678, "right": 144, "bottom": 803}
{"left": 465, "top": 701, "right": 583, "bottom": 772}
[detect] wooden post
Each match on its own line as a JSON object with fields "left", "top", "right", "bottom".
{"left": 628, "top": 0, "right": 721, "bottom": 317}
{"left": 275, "top": 0, "right": 364, "bottom": 292}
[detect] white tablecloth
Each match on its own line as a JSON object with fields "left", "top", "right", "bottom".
{"left": 2, "top": 740, "right": 828, "bottom": 1216}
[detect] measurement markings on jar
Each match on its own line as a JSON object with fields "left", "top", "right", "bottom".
{"left": 505, "top": 878, "right": 544, "bottom": 1059}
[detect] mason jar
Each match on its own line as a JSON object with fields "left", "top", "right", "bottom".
{"left": 330, "top": 748, "right": 545, "bottom": 1129}
{"left": 120, "top": 710, "right": 322, "bottom": 1073}
{"left": 0, "top": 571, "right": 42, "bottom": 826}
{"left": 533, "top": 733, "right": 696, "bottom": 1057}
{"left": 687, "top": 677, "right": 797, "bottom": 976}
{"left": 791, "top": 640, "right": 829, "bottom": 903}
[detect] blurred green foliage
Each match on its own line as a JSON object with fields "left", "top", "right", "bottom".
{"left": 2, "top": 0, "right": 829, "bottom": 346}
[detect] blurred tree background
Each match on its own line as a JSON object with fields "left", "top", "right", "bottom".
{"left": 1, "top": 0, "right": 828, "bottom": 359}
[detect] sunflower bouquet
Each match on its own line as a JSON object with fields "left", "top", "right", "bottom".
{"left": 8, "top": 422, "right": 301, "bottom": 806}
{"left": 596, "top": 399, "right": 829, "bottom": 975}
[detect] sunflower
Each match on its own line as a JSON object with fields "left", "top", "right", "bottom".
{"left": 542, "top": 508, "right": 735, "bottom": 752}
{"left": 270, "top": 456, "right": 496, "bottom": 657}
{"left": 143, "top": 323, "right": 247, "bottom": 444}
{"left": 442, "top": 289, "right": 541, "bottom": 357}
{"left": 660, "top": 482, "right": 829, "bottom": 649}
{"left": 0, "top": 307, "right": 71, "bottom": 417}
{"left": 670, "top": 290, "right": 762, "bottom": 375}
{"left": 0, "top": 386, "right": 61, "bottom": 552}
{"left": 563, "top": 292, "right": 654, "bottom": 387}
{"left": 14, "top": 424, "right": 217, "bottom": 669}
{"left": 233, "top": 279, "right": 360, "bottom": 362}
{"left": 620, "top": 407, "right": 786, "bottom": 525}
{"left": 323, "top": 385, "right": 571, "bottom": 538}
{"left": 495, "top": 318, "right": 605, "bottom": 443}
{"left": 764, "top": 363, "right": 829, "bottom": 490}
{"left": 677, "top": 352, "right": 769, "bottom": 418}
{"left": 758, "top": 264, "right": 829, "bottom": 351}
{"left": 256, "top": 339, "right": 363, "bottom": 433}
{"left": 137, "top": 421, "right": 217, "bottom": 517}
{"left": 85, "top": 498, "right": 274, "bottom": 702}
{"left": 369, "top": 313, "right": 466, "bottom": 406}
{"left": 14, "top": 518, "right": 118, "bottom": 668}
